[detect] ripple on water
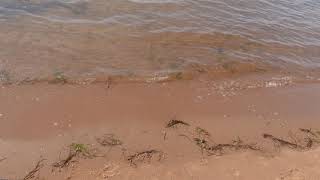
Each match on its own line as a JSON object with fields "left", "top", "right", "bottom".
{"left": 0, "top": 0, "right": 319, "bottom": 81}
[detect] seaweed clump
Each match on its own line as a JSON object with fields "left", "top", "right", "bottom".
{"left": 166, "top": 119, "right": 190, "bottom": 128}
{"left": 23, "top": 159, "right": 46, "bottom": 180}
{"left": 49, "top": 71, "right": 67, "bottom": 84}
{"left": 194, "top": 137, "right": 260, "bottom": 156}
{"left": 96, "top": 134, "right": 123, "bottom": 147}
{"left": 127, "top": 150, "right": 164, "bottom": 167}
{"left": 53, "top": 143, "right": 92, "bottom": 169}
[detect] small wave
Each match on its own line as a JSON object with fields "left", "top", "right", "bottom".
{"left": 0, "top": 6, "right": 144, "bottom": 26}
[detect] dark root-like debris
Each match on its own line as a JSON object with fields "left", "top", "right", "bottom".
{"left": 96, "top": 134, "right": 123, "bottom": 147}
{"left": 23, "top": 158, "right": 46, "bottom": 180}
{"left": 194, "top": 137, "right": 260, "bottom": 156}
{"left": 166, "top": 119, "right": 189, "bottom": 128}
{"left": 262, "top": 133, "right": 305, "bottom": 150}
{"left": 127, "top": 150, "right": 164, "bottom": 166}
{"left": 52, "top": 151, "right": 77, "bottom": 169}
{"left": 53, "top": 143, "right": 96, "bottom": 169}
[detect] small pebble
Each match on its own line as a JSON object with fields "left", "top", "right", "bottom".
{"left": 53, "top": 122, "right": 58, "bottom": 126}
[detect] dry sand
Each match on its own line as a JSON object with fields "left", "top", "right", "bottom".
{"left": 1, "top": 75, "right": 320, "bottom": 180}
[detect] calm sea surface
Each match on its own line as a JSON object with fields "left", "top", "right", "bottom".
{"left": 0, "top": 0, "right": 319, "bottom": 81}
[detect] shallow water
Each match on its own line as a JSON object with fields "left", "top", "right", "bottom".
{"left": 0, "top": 0, "right": 319, "bottom": 81}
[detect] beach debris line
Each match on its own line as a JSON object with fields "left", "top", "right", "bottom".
{"left": 165, "top": 118, "right": 320, "bottom": 155}
{"left": 166, "top": 119, "right": 190, "bottom": 128}
{"left": 168, "top": 121, "right": 261, "bottom": 156}
{"left": 23, "top": 158, "right": 46, "bottom": 180}
{"left": 127, "top": 149, "right": 164, "bottom": 166}
{"left": 96, "top": 134, "right": 123, "bottom": 147}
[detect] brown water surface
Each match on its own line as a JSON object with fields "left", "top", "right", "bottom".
{"left": 0, "top": 0, "right": 320, "bottom": 82}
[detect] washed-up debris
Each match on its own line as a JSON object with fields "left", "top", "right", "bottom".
{"left": 53, "top": 151, "right": 77, "bottom": 169}
{"left": 23, "top": 159, "right": 46, "bottom": 180}
{"left": 194, "top": 137, "right": 260, "bottom": 156}
{"left": 0, "top": 69, "right": 11, "bottom": 84}
{"left": 299, "top": 128, "right": 320, "bottom": 138}
{"left": 53, "top": 143, "right": 93, "bottom": 168}
{"left": 195, "top": 127, "right": 211, "bottom": 138}
{"left": 166, "top": 119, "right": 189, "bottom": 128}
{"left": 96, "top": 134, "right": 123, "bottom": 147}
{"left": 299, "top": 128, "right": 320, "bottom": 146}
{"left": 262, "top": 134, "right": 303, "bottom": 150}
{"left": 49, "top": 71, "right": 67, "bottom": 84}
{"left": 127, "top": 150, "right": 164, "bottom": 166}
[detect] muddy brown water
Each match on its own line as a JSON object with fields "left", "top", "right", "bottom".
{"left": 0, "top": 0, "right": 319, "bottom": 83}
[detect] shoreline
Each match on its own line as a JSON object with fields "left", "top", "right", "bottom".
{"left": 1, "top": 77, "right": 320, "bottom": 179}
{"left": 1, "top": 60, "right": 320, "bottom": 86}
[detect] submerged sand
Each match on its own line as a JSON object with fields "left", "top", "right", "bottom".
{"left": 1, "top": 75, "right": 320, "bottom": 179}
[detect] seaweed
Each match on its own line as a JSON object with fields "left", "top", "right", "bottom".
{"left": 23, "top": 159, "right": 46, "bottom": 180}
{"left": 299, "top": 128, "right": 320, "bottom": 147}
{"left": 195, "top": 127, "right": 211, "bottom": 138}
{"left": 166, "top": 119, "right": 189, "bottom": 128}
{"left": 0, "top": 69, "right": 11, "bottom": 84}
{"left": 127, "top": 150, "right": 164, "bottom": 166}
{"left": 52, "top": 151, "right": 77, "bottom": 168}
{"left": 53, "top": 143, "right": 92, "bottom": 168}
{"left": 96, "top": 134, "right": 123, "bottom": 147}
{"left": 49, "top": 71, "right": 67, "bottom": 84}
{"left": 299, "top": 128, "right": 319, "bottom": 138}
{"left": 194, "top": 137, "right": 260, "bottom": 156}
{"left": 262, "top": 133, "right": 303, "bottom": 150}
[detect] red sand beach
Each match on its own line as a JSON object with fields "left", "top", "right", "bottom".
{"left": 1, "top": 73, "right": 320, "bottom": 180}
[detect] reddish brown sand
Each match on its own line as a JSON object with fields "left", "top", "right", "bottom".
{"left": 1, "top": 75, "right": 320, "bottom": 180}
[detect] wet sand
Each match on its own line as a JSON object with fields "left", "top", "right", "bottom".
{"left": 1, "top": 76, "right": 320, "bottom": 179}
